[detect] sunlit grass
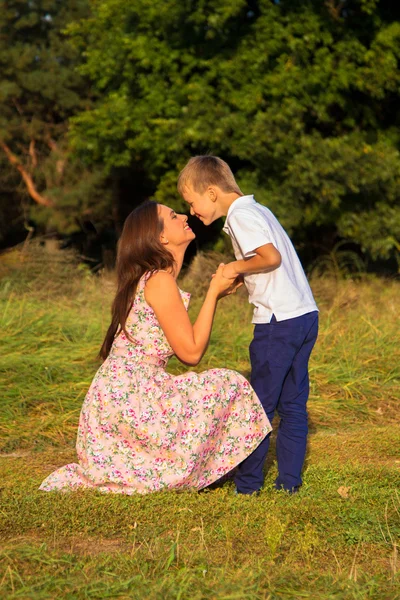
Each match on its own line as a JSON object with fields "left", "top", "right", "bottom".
{"left": 0, "top": 245, "right": 399, "bottom": 598}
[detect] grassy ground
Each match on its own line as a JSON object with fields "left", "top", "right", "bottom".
{"left": 0, "top": 246, "right": 399, "bottom": 599}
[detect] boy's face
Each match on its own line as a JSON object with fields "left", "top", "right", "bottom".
{"left": 181, "top": 184, "right": 220, "bottom": 225}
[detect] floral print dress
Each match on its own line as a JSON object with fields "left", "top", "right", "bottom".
{"left": 39, "top": 275, "right": 271, "bottom": 494}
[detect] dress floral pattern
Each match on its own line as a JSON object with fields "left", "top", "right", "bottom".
{"left": 39, "top": 275, "right": 271, "bottom": 494}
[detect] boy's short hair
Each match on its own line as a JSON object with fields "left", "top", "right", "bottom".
{"left": 177, "top": 155, "right": 242, "bottom": 196}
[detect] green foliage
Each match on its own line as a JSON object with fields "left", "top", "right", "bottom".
{"left": 66, "top": 0, "right": 400, "bottom": 263}
{"left": 1, "top": 1, "right": 400, "bottom": 265}
{"left": 0, "top": 0, "right": 112, "bottom": 234}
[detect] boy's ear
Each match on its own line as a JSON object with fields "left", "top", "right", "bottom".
{"left": 207, "top": 186, "right": 218, "bottom": 203}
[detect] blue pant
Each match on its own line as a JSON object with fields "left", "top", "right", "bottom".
{"left": 235, "top": 311, "right": 319, "bottom": 493}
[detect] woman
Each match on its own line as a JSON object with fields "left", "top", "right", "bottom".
{"left": 40, "top": 201, "right": 271, "bottom": 494}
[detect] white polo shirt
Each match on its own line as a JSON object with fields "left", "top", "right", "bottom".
{"left": 223, "top": 195, "right": 318, "bottom": 324}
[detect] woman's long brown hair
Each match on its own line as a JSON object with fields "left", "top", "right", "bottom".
{"left": 99, "top": 201, "right": 175, "bottom": 360}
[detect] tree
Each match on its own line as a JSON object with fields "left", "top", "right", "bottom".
{"left": 0, "top": 0, "right": 111, "bottom": 240}
{"left": 66, "top": 0, "right": 400, "bottom": 266}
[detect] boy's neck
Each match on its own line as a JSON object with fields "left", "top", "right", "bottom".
{"left": 217, "top": 191, "right": 243, "bottom": 216}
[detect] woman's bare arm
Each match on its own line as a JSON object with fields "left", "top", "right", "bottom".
{"left": 144, "top": 268, "right": 232, "bottom": 365}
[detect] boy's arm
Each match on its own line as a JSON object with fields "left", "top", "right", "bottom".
{"left": 222, "top": 243, "right": 281, "bottom": 279}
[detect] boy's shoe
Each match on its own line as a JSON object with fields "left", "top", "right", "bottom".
{"left": 234, "top": 488, "right": 260, "bottom": 496}
{"left": 274, "top": 483, "right": 300, "bottom": 495}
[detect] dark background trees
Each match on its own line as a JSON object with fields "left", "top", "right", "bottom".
{"left": 1, "top": 0, "right": 400, "bottom": 270}
{"left": 0, "top": 0, "right": 112, "bottom": 256}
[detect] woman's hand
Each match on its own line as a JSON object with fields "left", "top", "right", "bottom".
{"left": 209, "top": 264, "right": 243, "bottom": 299}
{"left": 222, "top": 262, "right": 239, "bottom": 280}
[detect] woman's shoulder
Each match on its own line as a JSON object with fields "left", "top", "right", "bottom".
{"left": 145, "top": 269, "right": 176, "bottom": 285}
{"left": 144, "top": 271, "right": 190, "bottom": 308}
{"left": 144, "top": 270, "right": 178, "bottom": 297}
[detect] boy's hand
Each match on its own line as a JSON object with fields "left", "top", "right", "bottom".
{"left": 222, "top": 262, "right": 239, "bottom": 280}
{"left": 210, "top": 264, "right": 243, "bottom": 299}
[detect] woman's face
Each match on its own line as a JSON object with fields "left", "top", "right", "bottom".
{"left": 158, "top": 204, "right": 196, "bottom": 248}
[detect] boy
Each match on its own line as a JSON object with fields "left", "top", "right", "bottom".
{"left": 178, "top": 155, "right": 318, "bottom": 494}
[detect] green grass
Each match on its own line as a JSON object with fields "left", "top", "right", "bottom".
{"left": 0, "top": 246, "right": 399, "bottom": 598}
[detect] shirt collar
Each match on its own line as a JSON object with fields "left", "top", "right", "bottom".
{"left": 223, "top": 195, "right": 255, "bottom": 231}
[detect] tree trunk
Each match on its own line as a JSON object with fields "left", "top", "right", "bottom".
{"left": 0, "top": 140, "right": 54, "bottom": 208}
